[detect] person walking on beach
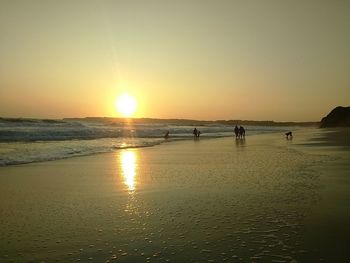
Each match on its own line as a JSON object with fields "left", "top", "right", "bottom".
{"left": 239, "top": 126, "right": 245, "bottom": 139}
{"left": 197, "top": 130, "right": 201, "bottom": 138}
{"left": 234, "top": 125, "right": 239, "bottom": 138}
{"left": 193, "top": 128, "right": 198, "bottom": 138}
{"left": 164, "top": 131, "right": 170, "bottom": 139}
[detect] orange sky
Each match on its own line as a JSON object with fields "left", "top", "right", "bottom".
{"left": 0, "top": 0, "right": 349, "bottom": 121}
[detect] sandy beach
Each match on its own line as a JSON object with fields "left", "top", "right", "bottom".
{"left": 2, "top": 1, "right": 349, "bottom": 262}
{"left": 0, "top": 128, "right": 349, "bottom": 262}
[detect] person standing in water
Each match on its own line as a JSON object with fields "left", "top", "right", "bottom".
{"left": 193, "top": 128, "right": 198, "bottom": 138}
{"left": 239, "top": 126, "right": 245, "bottom": 139}
{"left": 234, "top": 125, "right": 239, "bottom": 138}
{"left": 164, "top": 131, "right": 170, "bottom": 139}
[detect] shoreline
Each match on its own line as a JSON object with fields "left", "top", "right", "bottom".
{"left": 0, "top": 128, "right": 349, "bottom": 262}
{"left": 0, "top": 128, "right": 292, "bottom": 167}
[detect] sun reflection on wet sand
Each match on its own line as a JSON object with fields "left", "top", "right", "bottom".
{"left": 120, "top": 150, "right": 137, "bottom": 191}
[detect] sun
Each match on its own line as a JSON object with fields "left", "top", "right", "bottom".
{"left": 115, "top": 94, "right": 137, "bottom": 117}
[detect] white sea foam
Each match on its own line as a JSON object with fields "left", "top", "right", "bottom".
{"left": 0, "top": 119, "right": 292, "bottom": 165}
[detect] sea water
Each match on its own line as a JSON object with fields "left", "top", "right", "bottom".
{"left": 0, "top": 118, "right": 290, "bottom": 166}
{"left": 0, "top": 131, "right": 332, "bottom": 262}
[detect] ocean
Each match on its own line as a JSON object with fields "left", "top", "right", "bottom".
{"left": 0, "top": 118, "right": 291, "bottom": 166}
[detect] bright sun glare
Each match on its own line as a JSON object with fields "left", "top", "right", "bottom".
{"left": 116, "top": 94, "right": 137, "bottom": 117}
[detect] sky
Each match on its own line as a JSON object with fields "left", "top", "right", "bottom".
{"left": 0, "top": 0, "right": 349, "bottom": 122}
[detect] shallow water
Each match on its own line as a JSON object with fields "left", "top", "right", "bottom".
{"left": 0, "top": 118, "right": 293, "bottom": 166}
{"left": 0, "top": 131, "right": 343, "bottom": 262}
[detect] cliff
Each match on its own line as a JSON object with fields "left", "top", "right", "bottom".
{"left": 320, "top": 106, "right": 350, "bottom": 128}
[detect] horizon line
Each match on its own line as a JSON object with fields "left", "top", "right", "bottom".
{"left": 0, "top": 116, "right": 320, "bottom": 124}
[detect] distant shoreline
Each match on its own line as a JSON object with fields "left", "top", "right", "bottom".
{"left": 0, "top": 116, "right": 319, "bottom": 127}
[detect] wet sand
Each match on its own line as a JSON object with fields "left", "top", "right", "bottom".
{"left": 0, "top": 129, "right": 349, "bottom": 262}
{"left": 294, "top": 128, "right": 350, "bottom": 261}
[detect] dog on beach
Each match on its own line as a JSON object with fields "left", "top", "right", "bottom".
{"left": 285, "top": 131, "right": 293, "bottom": 139}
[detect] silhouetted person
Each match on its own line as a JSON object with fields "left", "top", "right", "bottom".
{"left": 239, "top": 126, "right": 245, "bottom": 139}
{"left": 234, "top": 125, "right": 239, "bottom": 138}
{"left": 197, "top": 130, "right": 201, "bottom": 137}
{"left": 164, "top": 131, "right": 170, "bottom": 139}
{"left": 193, "top": 128, "right": 198, "bottom": 138}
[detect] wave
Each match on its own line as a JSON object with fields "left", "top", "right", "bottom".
{"left": 0, "top": 137, "right": 167, "bottom": 166}
{"left": 0, "top": 118, "right": 288, "bottom": 142}
{"left": 0, "top": 119, "right": 294, "bottom": 166}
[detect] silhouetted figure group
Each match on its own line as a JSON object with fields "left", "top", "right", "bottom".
{"left": 234, "top": 125, "right": 245, "bottom": 139}
{"left": 193, "top": 128, "right": 201, "bottom": 138}
{"left": 163, "top": 126, "right": 293, "bottom": 142}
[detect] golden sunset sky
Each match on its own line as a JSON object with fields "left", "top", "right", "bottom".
{"left": 0, "top": 0, "right": 349, "bottom": 121}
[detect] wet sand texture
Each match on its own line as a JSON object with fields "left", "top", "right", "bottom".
{"left": 1, "top": 129, "right": 349, "bottom": 262}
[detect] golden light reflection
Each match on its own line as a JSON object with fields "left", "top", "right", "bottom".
{"left": 120, "top": 150, "right": 137, "bottom": 191}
